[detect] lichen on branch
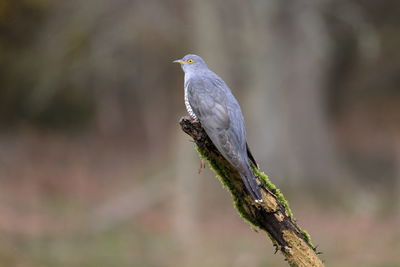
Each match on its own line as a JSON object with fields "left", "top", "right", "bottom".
{"left": 179, "top": 116, "right": 324, "bottom": 267}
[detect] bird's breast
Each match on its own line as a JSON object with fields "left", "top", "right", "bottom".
{"left": 184, "top": 86, "right": 198, "bottom": 120}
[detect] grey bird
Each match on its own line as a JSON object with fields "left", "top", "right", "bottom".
{"left": 174, "top": 54, "right": 263, "bottom": 202}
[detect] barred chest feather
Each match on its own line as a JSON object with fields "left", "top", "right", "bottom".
{"left": 184, "top": 86, "right": 198, "bottom": 120}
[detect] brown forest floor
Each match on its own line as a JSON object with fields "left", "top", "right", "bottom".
{"left": 0, "top": 131, "right": 399, "bottom": 267}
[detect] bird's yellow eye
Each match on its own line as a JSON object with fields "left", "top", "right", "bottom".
{"left": 187, "top": 58, "right": 195, "bottom": 64}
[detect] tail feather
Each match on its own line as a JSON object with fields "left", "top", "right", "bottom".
{"left": 239, "top": 165, "right": 262, "bottom": 202}
{"left": 246, "top": 143, "right": 258, "bottom": 168}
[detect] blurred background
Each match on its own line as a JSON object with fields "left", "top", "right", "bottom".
{"left": 0, "top": 0, "right": 399, "bottom": 266}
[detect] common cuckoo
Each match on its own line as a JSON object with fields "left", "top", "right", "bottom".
{"left": 174, "top": 54, "right": 263, "bottom": 202}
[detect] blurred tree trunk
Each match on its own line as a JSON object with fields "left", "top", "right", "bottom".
{"left": 190, "top": 0, "right": 229, "bottom": 75}
{"left": 264, "top": 0, "right": 346, "bottom": 184}
{"left": 173, "top": 130, "right": 201, "bottom": 265}
{"left": 395, "top": 136, "right": 400, "bottom": 212}
{"left": 243, "top": 0, "right": 348, "bottom": 185}
{"left": 188, "top": 0, "right": 348, "bottom": 186}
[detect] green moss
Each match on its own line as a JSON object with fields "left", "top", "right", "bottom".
{"left": 195, "top": 145, "right": 316, "bottom": 250}
{"left": 298, "top": 228, "right": 315, "bottom": 250}
{"left": 196, "top": 146, "right": 261, "bottom": 228}
{"left": 252, "top": 168, "right": 294, "bottom": 219}
{"left": 253, "top": 167, "right": 316, "bottom": 250}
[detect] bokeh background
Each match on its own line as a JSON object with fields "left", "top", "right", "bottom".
{"left": 1, "top": 0, "right": 400, "bottom": 266}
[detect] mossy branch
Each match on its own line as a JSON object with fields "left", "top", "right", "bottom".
{"left": 179, "top": 116, "right": 324, "bottom": 267}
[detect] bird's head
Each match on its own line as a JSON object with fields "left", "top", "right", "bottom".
{"left": 173, "top": 54, "right": 207, "bottom": 73}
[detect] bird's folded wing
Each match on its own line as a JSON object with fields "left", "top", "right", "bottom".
{"left": 187, "top": 77, "right": 243, "bottom": 168}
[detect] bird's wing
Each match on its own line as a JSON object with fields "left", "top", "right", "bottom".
{"left": 246, "top": 142, "right": 258, "bottom": 168}
{"left": 187, "top": 76, "right": 246, "bottom": 169}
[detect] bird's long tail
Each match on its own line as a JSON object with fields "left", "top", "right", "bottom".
{"left": 239, "top": 164, "right": 263, "bottom": 202}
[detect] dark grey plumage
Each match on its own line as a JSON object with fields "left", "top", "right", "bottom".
{"left": 174, "top": 54, "right": 262, "bottom": 202}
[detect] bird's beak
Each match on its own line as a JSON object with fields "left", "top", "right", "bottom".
{"left": 173, "top": 59, "right": 187, "bottom": 64}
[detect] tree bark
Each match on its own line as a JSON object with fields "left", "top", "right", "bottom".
{"left": 179, "top": 116, "right": 324, "bottom": 267}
